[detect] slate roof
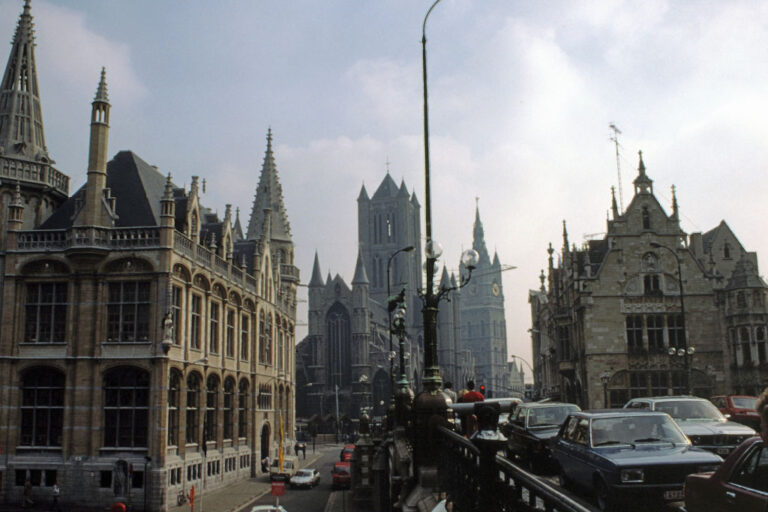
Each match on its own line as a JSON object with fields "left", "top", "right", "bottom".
{"left": 41, "top": 151, "right": 170, "bottom": 229}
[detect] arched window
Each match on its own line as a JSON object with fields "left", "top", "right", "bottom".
{"left": 223, "top": 378, "right": 235, "bottom": 440}
{"left": 103, "top": 367, "right": 149, "bottom": 448}
{"left": 724, "top": 243, "right": 731, "bottom": 259}
{"left": 259, "top": 311, "right": 267, "bottom": 363}
{"left": 186, "top": 373, "right": 201, "bottom": 444}
{"left": 168, "top": 370, "right": 182, "bottom": 446}
{"left": 737, "top": 291, "right": 747, "bottom": 308}
{"left": 238, "top": 380, "right": 249, "bottom": 439}
{"left": 266, "top": 314, "right": 273, "bottom": 364}
{"left": 20, "top": 367, "right": 64, "bottom": 447}
{"left": 326, "top": 302, "right": 351, "bottom": 388}
{"left": 205, "top": 375, "right": 219, "bottom": 442}
{"left": 278, "top": 319, "right": 284, "bottom": 371}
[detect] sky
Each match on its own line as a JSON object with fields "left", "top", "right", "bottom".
{"left": 4, "top": 0, "right": 768, "bottom": 381}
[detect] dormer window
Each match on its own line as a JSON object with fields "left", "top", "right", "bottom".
{"left": 642, "top": 207, "right": 650, "bottom": 230}
{"left": 737, "top": 291, "right": 747, "bottom": 308}
{"left": 723, "top": 243, "right": 731, "bottom": 259}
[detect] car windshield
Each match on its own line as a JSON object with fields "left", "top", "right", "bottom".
{"left": 655, "top": 400, "right": 724, "bottom": 421}
{"left": 296, "top": 470, "right": 312, "bottom": 477}
{"left": 591, "top": 415, "right": 688, "bottom": 446}
{"left": 527, "top": 405, "right": 579, "bottom": 427}
{"left": 334, "top": 466, "right": 350, "bottom": 475}
{"left": 732, "top": 397, "right": 757, "bottom": 409}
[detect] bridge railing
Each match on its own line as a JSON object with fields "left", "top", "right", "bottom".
{"left": 436, "top": 402, "right": 593, "bottom": 512}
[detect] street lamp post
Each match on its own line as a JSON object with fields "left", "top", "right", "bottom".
{"left": 387, "top": 245, "right": 415, "bottom": 402}
{"left": 600, "top": 372, "right": 611, "bottom": 408}
{"left": 650, "top": 242, "right": 694, "bottom": 394}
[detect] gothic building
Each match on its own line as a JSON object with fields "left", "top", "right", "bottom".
{"left": 0, "top": 3, "right": 298, "bottom": 510}
{"left": 297, "top": 174, "right": 426, "bottom": 423}
{"left": 459, "top": 205, "right": 509, "bottom": 397}
{"left": 296, "top": 174, "right": 512, "bottom": 422}
{"left": 530, "top": 152, "right": 767, "bottom": 409}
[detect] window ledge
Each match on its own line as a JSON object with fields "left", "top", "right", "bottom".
{"left": 18, "top": 342, "right": 67, "bottom": 346}
{"left": 101, "top": 341, "right": 153, "bottom": 345}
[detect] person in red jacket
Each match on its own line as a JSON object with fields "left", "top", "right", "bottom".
{"left": 460, "top": 380, "right": 484, "bottom": 403}
{"left": 458, "top": 380, "right": 484, "bottom": 436}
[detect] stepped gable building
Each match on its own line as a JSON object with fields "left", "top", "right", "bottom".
{"left": 0, "top": 3, "right": 299, "bottom": 510}
{"left": 459, "top": 204, "right": 509, "bottom": 397}
{"left": 530, "top": 151, "right": 767, "bottom": 408}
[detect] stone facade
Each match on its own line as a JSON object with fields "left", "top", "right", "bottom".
{"left": 531, "top": 152, "right": 767, "bottom": 408}
{"left": 0, "top": 3, "right": 298, "bottom": 510}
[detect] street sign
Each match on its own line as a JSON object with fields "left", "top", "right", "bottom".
{"left": 271, "top": 481, "right": 285, "bottom": 496}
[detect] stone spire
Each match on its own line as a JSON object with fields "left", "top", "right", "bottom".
{"left": 82, "top": 68, "right": 112, "bottom": 226}
{"left": 472, "top": 199, "right": 491, "bottom": 266}
{"left": 671, "top": 185, "right": 679, "bottom": 220}
{"left": 0, "top": 0, "right": 50, "bottom": 160}
{"left": 633, "top": 150, "right": 653, "bottom": 195}
{"left": 246, "top": 128, "right": 292, "bottom": 242}
{"left": 309, "top": 251, "right": 324, "bottom": 287}
{"left": 352, "top": 248, "right": 370, "bottom": 285}
{"left": 611, "top": 186, "right": 619, "bottom": 219}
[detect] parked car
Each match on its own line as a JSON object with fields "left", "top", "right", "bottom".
{"left": 553, "top": 409, "right": 723, "bottom": 512}
{"left": 624, "top": 396, "right": 755, "bottom": 455}
{"left": 684, "top": 436, "right": 767, "bottom": 512}
{"left": 340, "top": 444, "right": 355, "bottom": 462}
{"left": 269, "top": 455, "right": 299, "bottom": 481}
{"left": 503, "top": 401, "right": 581, "bottom": 472}
{"left": 289, "top": 468, "right": 320, "bottom": 489}
{"left": 710, "top": 395, "right": 761, "bottom": 430}
{"left": 331, "top": 461, "right": 351, "bottom": 489}
{"left": 250, "top": 506, "right": 288, "bottom": 512}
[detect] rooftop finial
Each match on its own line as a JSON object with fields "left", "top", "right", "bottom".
{"left": 267, "top": 127, "right": 273, "bottom": 149}
{"left": 638, "top": 150, "right": 645, "bottom": 175}
{"left": 671, "top": 185, "right": 679, "bottom": 219}
{"left": 23, "top": 0, "right": 31, "bottom": 14}
{"left": 94, "top": 67, "right": 109, "bottom": 102}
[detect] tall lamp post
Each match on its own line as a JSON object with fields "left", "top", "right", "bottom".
{"left": 650, "top": 242, "right": 695, "bottom": 394}
{"left": 387, "top": 245, "right": 414, "bottom": 401}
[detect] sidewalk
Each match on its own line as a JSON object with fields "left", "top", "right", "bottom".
{"left": 170, "top": 448, "right": 326, "bottom": 512}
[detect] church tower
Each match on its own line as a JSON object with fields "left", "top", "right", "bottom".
{"left": 460, "top": 203, "right": 508, "bottom": 397}
{"left": 0, "top": 0, "right": 68, "bottom": 235}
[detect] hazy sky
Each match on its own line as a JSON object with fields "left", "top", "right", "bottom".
{"left": 4, "top": 0, "right": 768, "bottom": 376}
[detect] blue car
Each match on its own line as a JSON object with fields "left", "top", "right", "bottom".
{"left": 552, "top": 410, "right": 723, "bottom": 512}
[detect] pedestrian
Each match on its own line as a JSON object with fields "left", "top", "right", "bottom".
{"left": 51, "top": 481, "right": 61, "bottom": 512}
{"left": 261, "top": 454, "right": 271, "bottom": 473}
{"left": 443, "top": 381, "right": 457, "bottom": 404}
{"left": 294, "top": 442, "right": 299, "bottom": 457}
{"left": 757, "top": 387, "right": 768, "bottom": 443}
{"left": 22, "top": 479, "right": 33, "bottom": 509}
{"left": 458, "top": 380, "right": 484, "bottom": 437}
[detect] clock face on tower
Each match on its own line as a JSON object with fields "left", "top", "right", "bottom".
{"left": 492, "top": 283, "right": 500, "bottom": 296}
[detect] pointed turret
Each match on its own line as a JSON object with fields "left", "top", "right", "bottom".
{"left": 562, "top": 220, "right": 570, "bottom": 254}
{"left": 0, "top": 0, "right": 49, "bottom": 160}
{"left": 633, "top": 150, "right": 653, "bottom": 195}
{"left": 357, "top": 184, "right": 369, "bottom": 202}
{"left": 492, "top": 251, "right": 501, "bottom": 268}
{"left": 246, "top": 129, "right": 292, "bottom": 242}
{"left": 398, "top": 179, "right": 410, "bottom": 198}
{"left": 472, "top": 200, "right": 491, "bottom": 266}
{"left": 82, "top": 68, "right": 112, "bottom": 226}
{"left": 671, "top": 185, "right": 679, "bottom": 220}
{"left": 611, "top": 186, "right": 619, "bottom": 219}
{"left": 309, "top": 252, "right": 324, "bottom": 287}
{"left": 352, "top": 248, "right": 370, "bottom": 286}
{"left": 233, "top": 207, "right": 244, "bottom": 240}
{"left": 439, "top": 266, "right": 451, "bottom": 290}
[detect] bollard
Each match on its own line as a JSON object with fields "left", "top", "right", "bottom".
{"left": 470, "top": 402, "right": 507, "bottom": 512}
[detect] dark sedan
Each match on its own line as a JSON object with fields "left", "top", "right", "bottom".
{"left": 503, "top": 401, "right": 580, "bottom": 472}
{"left": 553, "top": 410, "right": 723, "bottom": 512}
{"left": 684, "top": 436, "right": 767, "bottom": 512}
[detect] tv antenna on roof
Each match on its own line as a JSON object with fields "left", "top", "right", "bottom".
{"left": 609, "top": 123, "right": 624, "bottom": 213}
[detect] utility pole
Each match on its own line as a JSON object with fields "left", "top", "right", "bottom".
{"left": 609, "top": 123, "right": 624, "bottom": 213}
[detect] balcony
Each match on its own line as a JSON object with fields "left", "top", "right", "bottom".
{"left": 1, "top": 158, "right": 69, "bottom": 198}
{"left": 15, "top": 227, "right": 161, "bottom": 251}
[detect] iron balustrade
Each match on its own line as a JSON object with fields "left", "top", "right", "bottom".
{"left": 434, "top": 421, "right": 593, "bottom": 512}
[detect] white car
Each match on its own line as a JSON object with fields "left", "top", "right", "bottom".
{"left": 289, "top": 468, "right": 320, "bottom": 489}
{"left": 250, "top": 506, "right": 287, "bottom": 512}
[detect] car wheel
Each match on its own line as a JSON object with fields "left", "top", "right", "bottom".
{"left": 594, "top": 477, "right": 615, "bottom": 512}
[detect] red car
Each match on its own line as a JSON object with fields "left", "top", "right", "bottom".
{"left": 331, "top": 461, "right": 351, "bottom": 489}
{"left": 340, "top": 444, "right": 355, "bottom": 462}
{"left": 684, "top": 436, "right": 767, "bottom": 512}
{"left": 710, "top": 395, "right": 761, "bottom": 430}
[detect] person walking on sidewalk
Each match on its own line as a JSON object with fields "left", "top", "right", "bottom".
{"left": 51, "top": 481, "right": 61, "bottom": 511}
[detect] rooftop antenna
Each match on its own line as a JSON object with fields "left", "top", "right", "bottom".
{"left": 609, "top": 123, "right": 624, "bottom": 213}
